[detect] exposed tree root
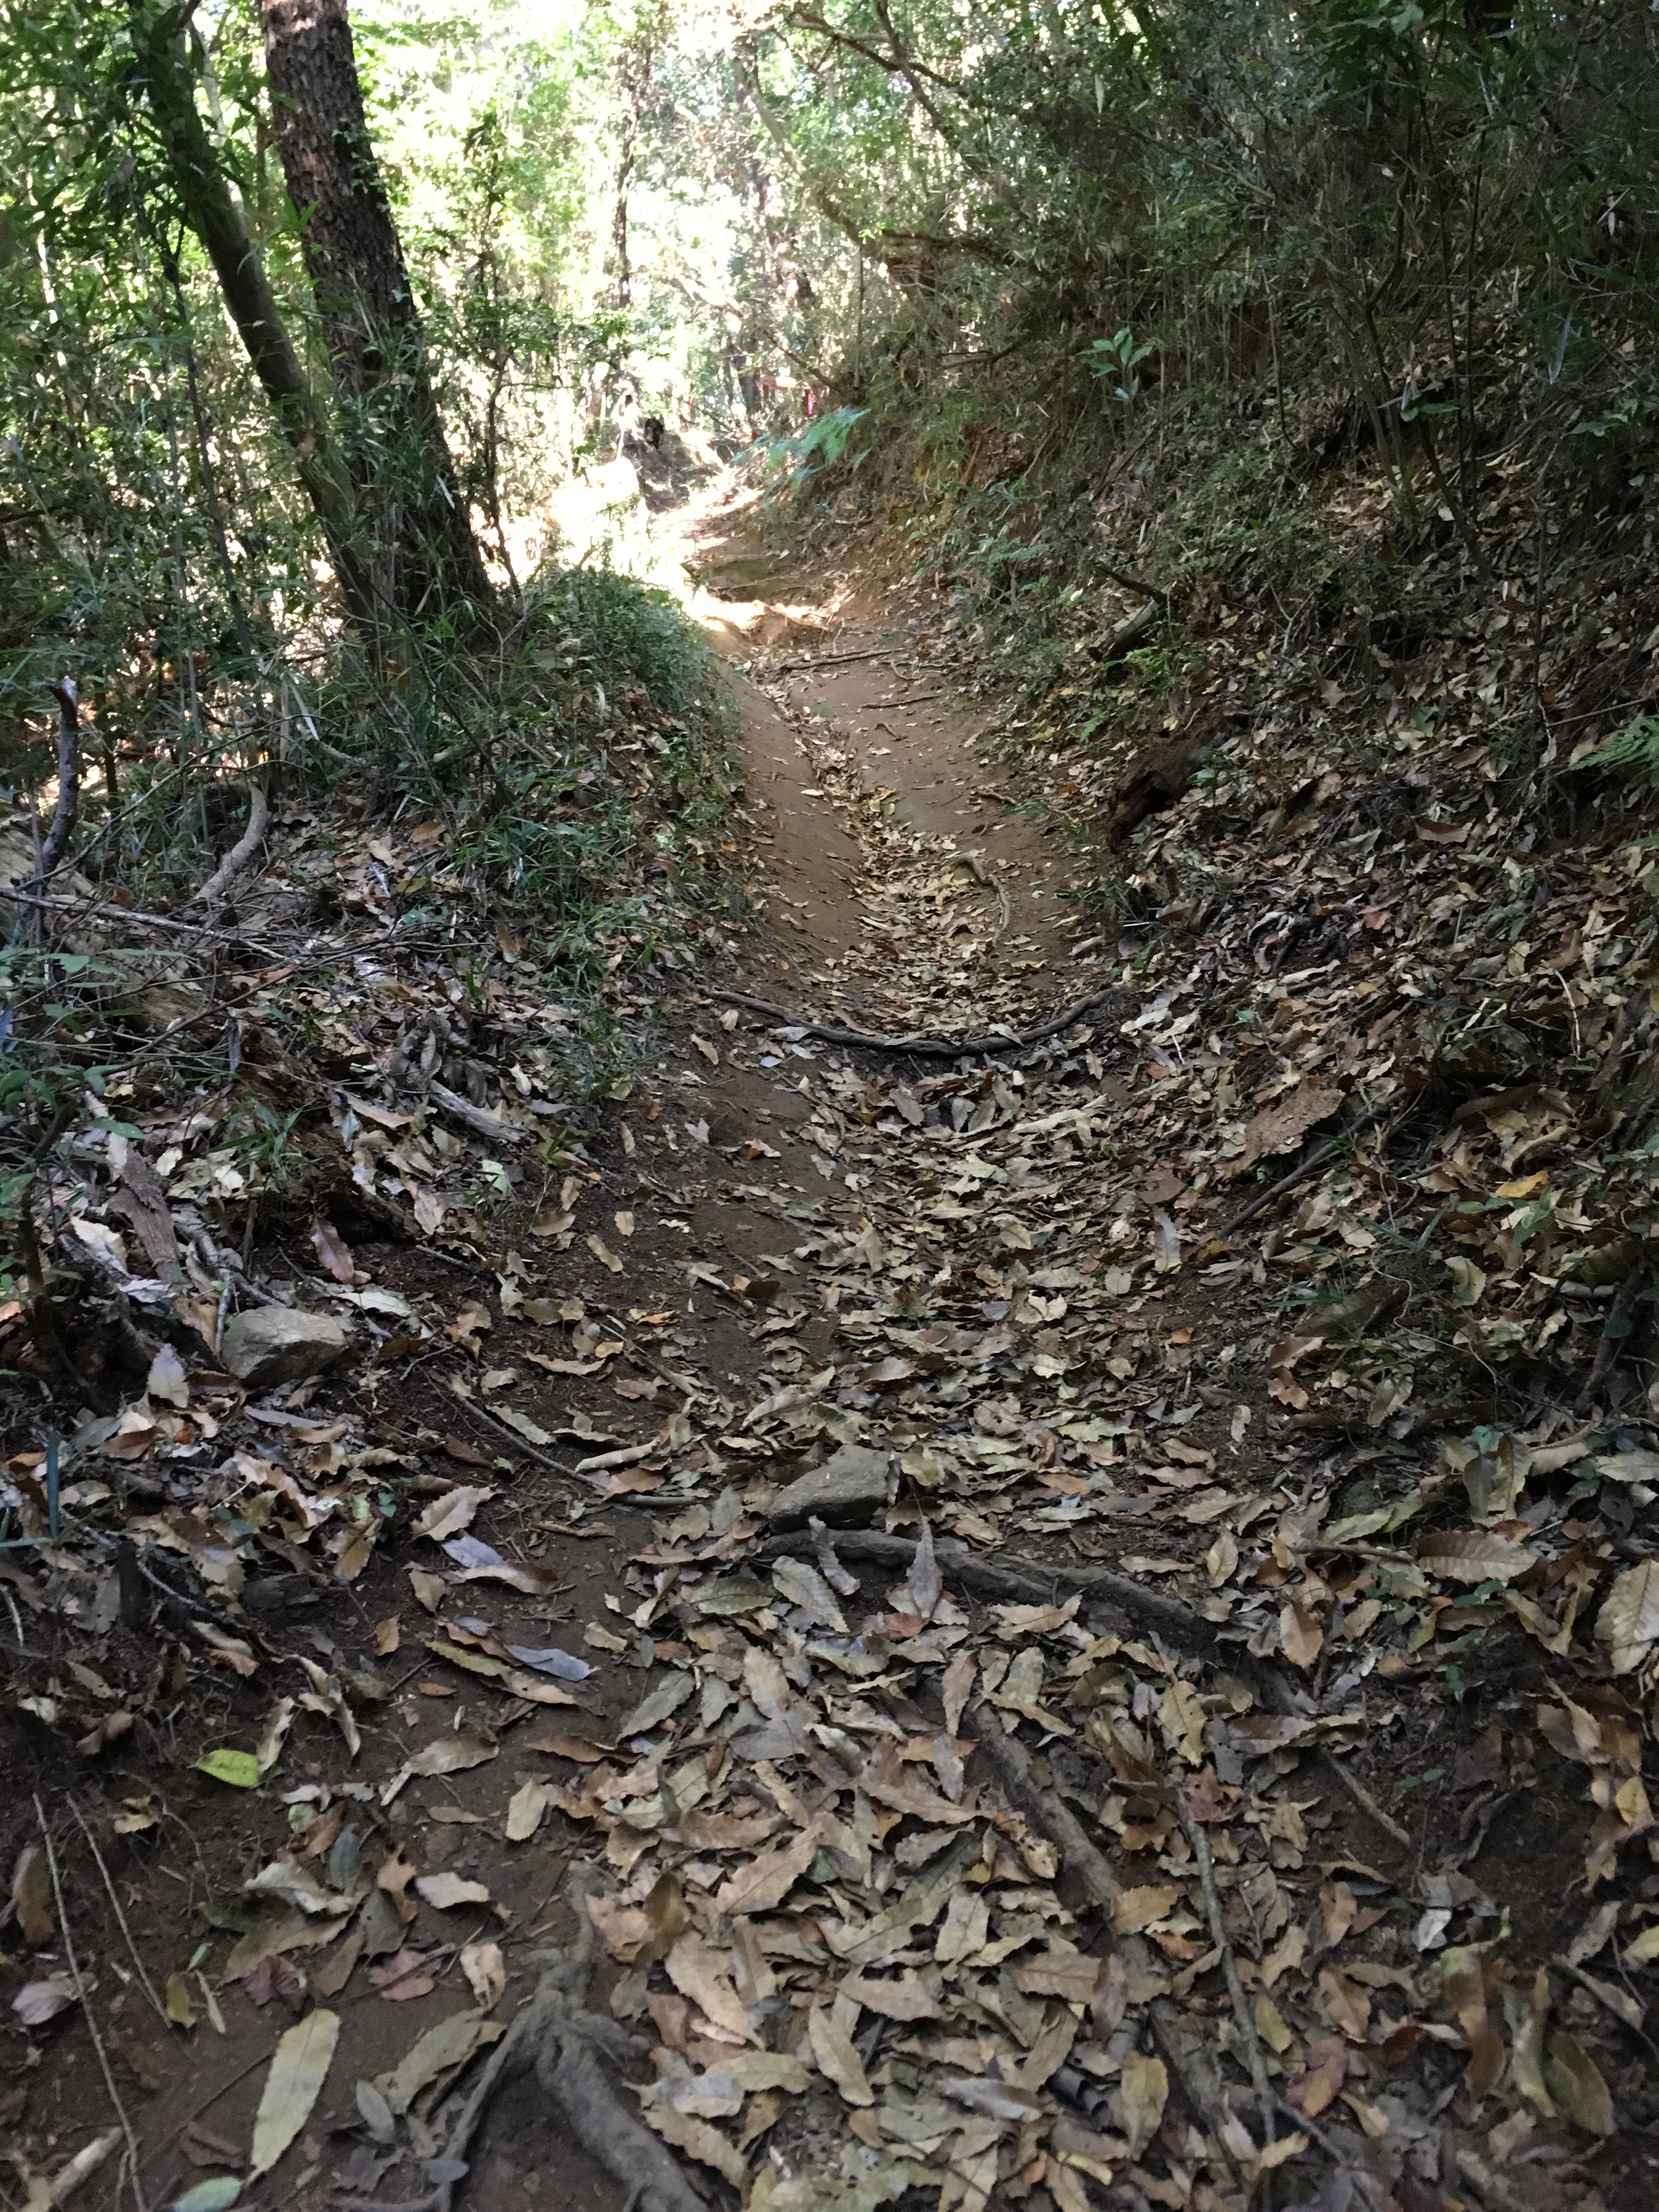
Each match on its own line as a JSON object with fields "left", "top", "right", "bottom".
{"left": 714, "top": 985, "right": 1122, "bottom": 1059}
{"left": 763, "top": 1527, "right": 1415, "bottom": 1854}
{"left": 757, "top": 1525, "right": 1219, "bottom": 1653}
{"left": 970, "top": 1705, "right": 1239, "bottom": 2188}
{"left": 341, "top": 1866, "right": 703, "bottom": 2212}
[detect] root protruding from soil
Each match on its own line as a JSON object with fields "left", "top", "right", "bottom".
{"left": 341, "top": 1866, "right": 703, "bottom": 2212}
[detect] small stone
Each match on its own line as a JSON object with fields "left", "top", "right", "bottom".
{"left": 221, "top": 1306, "right": 348, "bottom": 1389}
{"left": 767, "top": 1444, "right": 893, "bottom": 1531}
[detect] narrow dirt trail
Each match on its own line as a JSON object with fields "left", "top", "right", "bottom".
{"left": 12, "top": 510, "right": 1654, "bottom": 2212}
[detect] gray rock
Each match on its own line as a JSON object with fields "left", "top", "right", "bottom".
{"left": 767, "top": 1443, "right": 893, "bottom": 1531}
{"left": 221, "top": 1306, "right": 348, "bottom": 1389}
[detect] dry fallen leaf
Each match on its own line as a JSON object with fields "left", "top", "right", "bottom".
{"left": 504, "top": 1781, "right": 548, "bottom": 1841}
{"left": 414, "top": 1872, "right": 493, "bottom": 1911}
{"left": 1417, "top": 1530, "right": 1536, "bottom": 1583}
{"left": 1595, "top": 1559, "right": 1659, "bottom": 1675}
{"left": 1113, "top": 2049, "right": 1168, "bottom": 2159}
{"left": 807, "top": 2001, "right": 874, "bottom": 2107}
{"left": 460, "top": 1939, "right": 505, "bottom": 2010}
{"left": 11, "top": 1845, "right": 53, "bottom": 1946}
{"left": 249, "top": 2007, "right": 339, "bottom": 2177}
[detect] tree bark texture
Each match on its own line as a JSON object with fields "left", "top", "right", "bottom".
{"left": 258, "top": 0, "right": 493, "bottom": 627}
{"left": 130, "top": 2, "right": 380, "bottom": 633}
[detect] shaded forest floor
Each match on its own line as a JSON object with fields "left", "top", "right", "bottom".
{"left": 4, "top": 474, "right": 1659, "bottom": 2212}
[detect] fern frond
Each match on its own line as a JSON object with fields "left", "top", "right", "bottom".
{"left": 1570, "top": 714, "right": 1659, "bottom": 774}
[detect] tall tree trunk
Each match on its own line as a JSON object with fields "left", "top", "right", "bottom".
{"left": 258, "top": 0, "right": 493, "bottom": 628}
{"left": 608, "top": 12, "right": 665, "bottom": 312}
{"left": 129, "top": 1, "right": 381, "bottom": 634}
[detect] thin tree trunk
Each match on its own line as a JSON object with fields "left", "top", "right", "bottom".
{"left": 258, "top": 0, "right": 493, "bottom": 628}
{"left": 608, "top": 20, "right": 659, "bottom": 312}
{"left": 129, "top": 1, "right": 380, "bottom": 633}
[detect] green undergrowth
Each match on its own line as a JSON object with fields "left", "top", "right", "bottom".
{"left": 0, "top": 560, "right": 740, "bottom": 1263}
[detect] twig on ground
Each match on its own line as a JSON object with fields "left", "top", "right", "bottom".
{"left": 595, "top": 1314, "right": 703, "bottom": 1398}
{"left": 1215, "top": 1099, "right": 1391, "bottom": 1240}
{"left": 1552, "top": 1953, "right": 1659, "bottom": 2059}
{"left": 0, "top": 881, "right": 283, "bottom": 960}
{"left": 184, "top": 776, "right": 270, "bottom": 910}
{"left": 1316, "top": 1757, "right": 1413, "bottom": 1850}
{"left": 34, "top": 1795, "right": 148, "bottom": 2212}
{"left": 1577, "top": 1256, "right": 1651, "bottom": 1408}
{"left": 970, "top": 1703, "right": 1238, "bottom": 2189}
{"left": 766, "top": 648, "right": 898, "bottom": 672}
{"left": 439, "top": 1387, "right": 579, "bottom": 1484}
{"left": 713, "top": 984, "right": 1120, "bottom": 1059}
{"left": 1178, "top": 1784, "right": 1276, "bottom": 2147}
{"left": 1254, "top": 1668, "right": 1414, "bottom": 1850}
{"left": 67, "top": 1798, "right": 167, "bottom": 2023}
{"left": 756, "top": 1525, "right": 1217, "bottom": 1654}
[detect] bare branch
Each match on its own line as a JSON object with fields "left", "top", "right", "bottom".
{"left": 184, "top": 777, "right": 271, "bottom": 910}
{"left": 32, "top": 679, "right": 81, "bottom": 885}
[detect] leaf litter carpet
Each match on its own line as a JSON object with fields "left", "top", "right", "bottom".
{"left": 5, "top": 566, "right": 1659, "bottom": 2212}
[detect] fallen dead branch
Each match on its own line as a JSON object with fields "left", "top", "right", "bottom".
{"left": 35, "top": 1797, "right": 148, "bottom": 2212}
{"left": 0, "top": 879, "right": 283, "bottom": 959}
{"left": 770, "top": 1527, "right": 1416, "bottom": 1853}
{"left": 714, "top": 984, "right": 1121, "bottom": 1058}
{"left": 1212, "top": 1096, "right": 1392, "bottom": 1240}
{"left": 425, "top": 1080, "right": 533, "bottom": 1149}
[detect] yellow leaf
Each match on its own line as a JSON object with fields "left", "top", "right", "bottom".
{"left": 10, "top": 1847, "right": 53, "bottom": 1946}
{"left": 665, "top": 1932, "right": 755, "bottom": 2043}
{"left": 713, "top": 1826, "right": 822, "bottom": 1917}
{"left": 1205, "top": 1530, "right": 1238, "bottom": 1587}
{"left": 1500, "top": 1968, "right": 1556, "bottom": 2117}
{"left": 642, "top": 2103, "right": 746, "bottom": 2186}
{"left": 1110, "top": 1883, "right": 1180, "bottom": 1935}
{"left": 163, "top": 1971, "right": 196, "bottom": 2029}
{"left": 1255, "top": 1993, "right": 1294, "bottom": 2053}
{"left": 586, "top": 1235, "right": 624, "bottom": 1273}
{"left": 1318, "top": 1967, "right": 1371, "bottom": 2044}
{"left": 1255, "top": 2131, "right": 1310, "bottom": 2171}
{"left": 1544, "top": 2032, "right": 1614, "bottom": 2136}
{"left": 1158, "top": 1680, "right": 1206, "bottom": 1765}
{"left": 1112, "top": 2050, "right": 1167, "bottom": 2159}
